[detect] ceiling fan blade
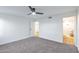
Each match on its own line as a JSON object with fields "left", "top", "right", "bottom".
{"left": 28, "top": 6, "right": 33, "bottom": 12}
{"left": 28, "top": 6, "right": 35, "bottom": 12}
{"left": 36, "top": 12, "right": 44, "bottom": 14}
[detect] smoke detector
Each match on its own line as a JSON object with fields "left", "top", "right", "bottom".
{"left": 48, "top": 16, "right": 52, "bottom": 19}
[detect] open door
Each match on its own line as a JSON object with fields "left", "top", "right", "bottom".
{"left": 63, "top": 16, "right": 75, "bottom": 46}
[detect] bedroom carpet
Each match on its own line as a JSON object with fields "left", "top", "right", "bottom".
{"left": 0, "top": 37, "right": 78, "bottom": 53}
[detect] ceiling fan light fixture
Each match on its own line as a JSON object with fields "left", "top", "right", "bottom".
{"left": 28, "top": 6, "right": 44, "bottom": 16}
{"left": 32, "top": 12, "right": 36, "bottom": 15}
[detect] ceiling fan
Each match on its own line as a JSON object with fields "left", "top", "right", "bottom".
{"left": 27, "top": 6, "right": 44, "bottom": 15}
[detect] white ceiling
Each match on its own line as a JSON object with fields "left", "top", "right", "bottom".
{"left": 0, "top": 6, "right": 78, "bottom": 19}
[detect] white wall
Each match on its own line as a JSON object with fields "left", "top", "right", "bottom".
{"left": 0, "top": 13, "right": 30, "bottom": 45}
{"left": 39, "top": 16, "right": 63, "bottom": 43}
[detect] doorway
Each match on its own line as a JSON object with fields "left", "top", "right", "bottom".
{"left": 63, "top": 16, "right": 76, "bottom": 45}
{"left": 32, "top": 21, "right": 40, "bottom": 37}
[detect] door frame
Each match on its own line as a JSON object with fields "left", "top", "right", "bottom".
{"left": 62, "top": 16, "right": 77, "bottom": 45}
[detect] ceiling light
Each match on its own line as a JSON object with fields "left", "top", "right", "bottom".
{"left": 32, "top": 12, "right": 36, "bottom": 15}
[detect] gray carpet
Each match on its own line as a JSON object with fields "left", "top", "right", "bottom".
{"left": 0, "top": 37, "right": 78, "bottom": 53}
